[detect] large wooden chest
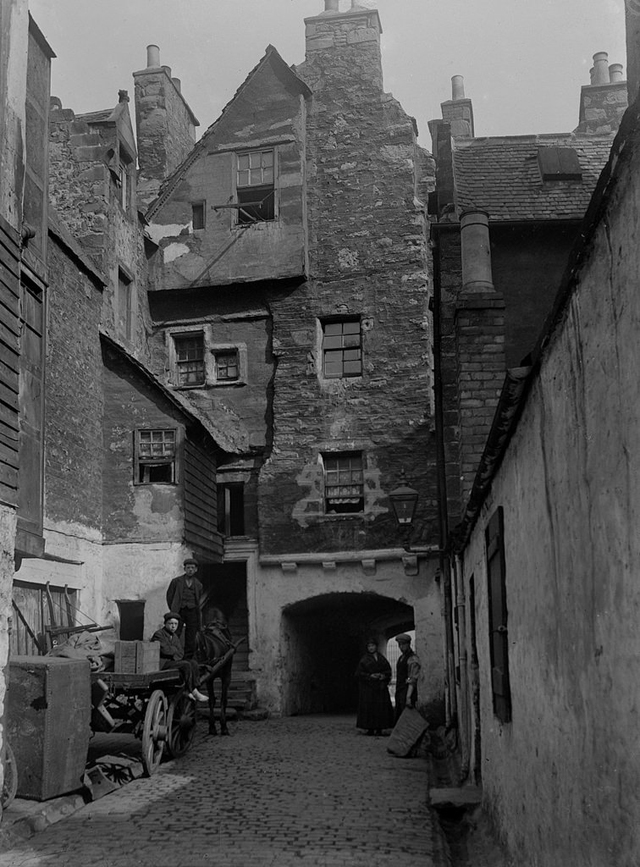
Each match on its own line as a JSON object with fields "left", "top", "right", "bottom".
{"left": 7, "top": 656, "right": 91, "bottom": 800}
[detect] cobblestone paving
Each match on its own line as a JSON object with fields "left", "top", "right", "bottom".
{"left": 0, "top": 714, "right": 450, "bottom": 867}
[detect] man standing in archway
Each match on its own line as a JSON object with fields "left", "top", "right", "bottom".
{"left": 394, "top": 634, "right": 421, "bottom": 721}
{"left": 166, "top": 558, "right": 203, "bottom": 658}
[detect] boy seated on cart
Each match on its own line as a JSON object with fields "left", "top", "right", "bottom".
{"left": 151, "top": 613, "right": 208, "bottom": 702}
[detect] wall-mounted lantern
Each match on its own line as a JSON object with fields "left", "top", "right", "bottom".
{"left": 388, "top": 470, "right": 419, "bottom": 528}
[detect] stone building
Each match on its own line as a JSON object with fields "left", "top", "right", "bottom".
{"left": 143, "top": 1, "right": 442, "bottom": 717}
{"left": 428, "top": 55, "right": 627, "bottom": 722}
{"left": 426, "top": 17, "right": 640, "bottom": 866}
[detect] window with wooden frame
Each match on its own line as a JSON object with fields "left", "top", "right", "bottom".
{"left": 322, "top": 319, "right": 362, "bottom": 379}
{"left": 214, "top": 349, "right": 240, "bottom": 383}
{"left": 322, "top": 452, "right": 364, "bottom": 514}
{"left": 135, "top": 429, "right": 178, "bottom": 484}
{"left": 236, "top": 149, "right": 275, "bottom": 224}
{"left": 173, "top": 333, "right": 205, "bottom": 387}
{"left": 485, "top": 506, "right": 512, "bottom": 724}
{"left": 192, "top": 201, "right": 206, "bottom": 230}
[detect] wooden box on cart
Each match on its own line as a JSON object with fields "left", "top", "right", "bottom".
{"left": 7, "top": 656, "right": 91, "bottom": 800}
{"left": 114, "top": 640, "right": 159, "bottom": 674}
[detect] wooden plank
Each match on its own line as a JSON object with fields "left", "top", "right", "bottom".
{"left": 0, "top": 339, "right": 20, "bottom": 374}
{"left": 0, "top": 439, "right": 19, "bottom": 469}
{"left": 0, "top": 398, "right": 19, "bottom": 436}
{"left": 0, "top": 318, "right": 20, "bottom": 347}
{"left": 0, "top": 460, "right": 18, "bottom": 488}
{"left": 0, "top": 286, "right": 20, "bottom": 319}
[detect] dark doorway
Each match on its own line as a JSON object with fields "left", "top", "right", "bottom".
{"left": 282, "top": 592, "right": 414, "bottom": 716}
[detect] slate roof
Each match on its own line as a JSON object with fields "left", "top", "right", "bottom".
{"left": 452, "top": 133, "right": 614, "bottom": 221}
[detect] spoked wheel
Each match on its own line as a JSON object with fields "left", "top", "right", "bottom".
{"left": 166, "top": 690, "right": 197, "bottom": 758}
{"left": 1, "top": 742, "right": 17, "bottom": 809}
{"left": 141, "top": 690, "right": 168, "bottom": 777}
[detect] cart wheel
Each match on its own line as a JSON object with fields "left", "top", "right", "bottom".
{"left": 166, "top": 690, "right": 197, "bottom": 758}
{"left": 1, "top": 742, "right": 18, "bottom": 809}
{"left": 141, "top": 690, "right": 168, "bottom": 777}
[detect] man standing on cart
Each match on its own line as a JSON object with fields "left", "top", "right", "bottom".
{"left": 166, "top": 558, "right": 203, "bottom": 659}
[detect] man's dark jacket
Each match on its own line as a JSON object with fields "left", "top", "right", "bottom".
{"left": 166, "top": 573, "right": 204, "bottom": 625}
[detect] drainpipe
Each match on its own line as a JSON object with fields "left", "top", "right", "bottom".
{"left": 431, "top": 230, "right": 457, "bottom": 727}
{"left": 454, "top": 555, "right": 470, "bottom": 780}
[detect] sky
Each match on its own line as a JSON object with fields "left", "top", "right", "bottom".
{"left": 29, "top": 0, "right": 627, "bottom": 147}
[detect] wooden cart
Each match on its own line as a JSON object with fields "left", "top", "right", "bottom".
{"left": 90, "top": 668, "right": 197, "bottom": 776}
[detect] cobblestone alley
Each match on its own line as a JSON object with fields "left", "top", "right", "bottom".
{"left": 0, "top": 714, "right": 450, "bottom": 867}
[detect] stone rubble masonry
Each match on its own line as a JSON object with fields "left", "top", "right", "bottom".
{"left": 134, "top": 65, "right": 198, "bottom": 208}
{"left": 256, "top": 6, "right": 437, "bottom": 555}
{"left": 576, "top": 81, "right": 628, "bottom": 135}
{"left": 44, "top": 233, "right": 105, "bottom": 529}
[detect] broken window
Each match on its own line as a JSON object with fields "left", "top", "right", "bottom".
{"left": 174, "top": 333, "right": 205, "bottom": 386}
{"left": 135, "top": 429, "right": 177, "bottom": 484}
{"left": 236, "top": 150, "right": 275, "bottom": 223}
{"left": 323, "top": 452, "right": 364, "bottom": 514}
{"left": 322, "top": 319, "right": 362, "bottom": 378}
{"left": 214, "top": 349, "right": 239, "bottom": 382}
{"left": 192, "top": 201, "right": 205, "bottom": 230}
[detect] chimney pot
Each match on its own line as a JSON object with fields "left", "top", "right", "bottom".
{"left": 592, "top": 51, "right": 610, "bottom": 84}
{"left": 451, "top": 75, "right": 465, "bottom": 100}
{"left": 589, "top": 67, "right": 595, "bottom": 85}
{"left": 146, "top": 44, "right": 160, "bottom": 68}
{"left": 172, "top": 77, "right": 181, "bottom": 93}
{"left": 609, "top": 63, "right": 624, "bottom": 82}
{"left": 324, "top": 0, "right": 340, "bottom": 10}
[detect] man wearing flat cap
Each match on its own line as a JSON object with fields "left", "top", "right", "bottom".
{"left": 394, "top": 633, "right": 421, "bottom": 721}
{"left": 151, "top": 613, "right": 207, "bottom": 702}
{"left": 166, "top": 558, "right": 203, "bottom": 658}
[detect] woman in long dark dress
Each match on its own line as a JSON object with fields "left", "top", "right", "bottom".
{"left": 355, "top": 639, "right": 395, "bottom": 736}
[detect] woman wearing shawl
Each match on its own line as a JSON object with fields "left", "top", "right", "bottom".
{"left": 355, "top": 638, "right": 395, "bottom": 736}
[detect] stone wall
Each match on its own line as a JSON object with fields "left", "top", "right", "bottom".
{"left": 258, "top": 5, "right": 436, "bottom": 555}
{"left": 459, "top": 106, "right": 640, "bottom": 865}
{"left": 45, "top": 229, "right": 105, "bottom": 529}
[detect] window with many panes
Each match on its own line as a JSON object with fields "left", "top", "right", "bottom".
{"left": 214, "top": 349, "right": 239, "bottom": 382}
{"left": 236, "top": 149, "right": 275, "bottom": 223}
{"left": 135, "top": 429, "right": 177, "bottom": 484}
{"left": 322, "top": 319, "right": 362, "bottom": 378}
{"left": 174, "top": 334, "right": 205, "bottom": 386}
{"left": 323, "top": 452, "right": 364, "bottom": 514}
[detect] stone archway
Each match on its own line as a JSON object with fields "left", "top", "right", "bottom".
{"left": 280, "top": 591, "right": 414, "bottom": 716}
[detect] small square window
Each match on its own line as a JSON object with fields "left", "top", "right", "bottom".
{"left": 174, "top": 334, "right": 205, "bottom": 386}
{"left": 192, "top": 202, "right": 205, "bottom": 230}
{"left": 322, "top": 319, "right": 362, "bottom": 378}
{"left": 323, "top": 452, "right": 364, "bottom": 514}
{"left": 215, "top": 350, "right": 239, "bottom": 382}
{"left": 236, "top": 150, "right": 275, "bottom": 224}
{"left": 135, "top": 429, "right": 177, "bottom": 484}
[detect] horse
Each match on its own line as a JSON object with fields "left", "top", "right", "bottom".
{"left": 194, "top": 608, "right": 242, "bottom": 736}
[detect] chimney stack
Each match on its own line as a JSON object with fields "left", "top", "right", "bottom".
{"left": 133, "top": 45, "right": 200, "bottom": 208}
{"left": 592, "top": 51, "right": 610, "bottom": 84}
{"left": 576, "top": 50, "right": 628, "bottom": 135}
{"left": 146, "top": 44, "right": 160, "bottom": 68}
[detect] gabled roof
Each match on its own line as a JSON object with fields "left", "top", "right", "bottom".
{"left": 100, "top": 333, "right": 249, "bottom": 455}
{"left": 452, "top": 133, "right": 614, "bottom": 221}
{"left": 77, "top": 95, "right": 137, "bottom": 158}
{"left": 147, "top": 45, "right": 311, "bottom": 219}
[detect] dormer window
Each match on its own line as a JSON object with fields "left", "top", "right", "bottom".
{"left": 236, "top": 149, "right": 275, "bottom": 224}
{"left": 537, "top": 147, "right": 582, "bottom": 181}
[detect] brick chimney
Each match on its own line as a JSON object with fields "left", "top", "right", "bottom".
{"left": 576, "top": 51, "right": 628, "bottom": 134}
{"left": 428, "top": 76, "right": 474, "bottom": 218}
{"left": 133, "top": 45, "right": 200, "bottom": 208}
{"left": 302, "top": 1, "right": 384, "bottom": 95}
{"left": 626, "top": 1, "right": 640, "bottom": 105}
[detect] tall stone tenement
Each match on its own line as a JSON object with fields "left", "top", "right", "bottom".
{"left": 133, "top": 45, "right": 199, "bottom": 207}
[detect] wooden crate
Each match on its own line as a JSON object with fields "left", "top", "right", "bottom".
{"left": 114, "top": 641, "right": 159, "bottom": 674}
